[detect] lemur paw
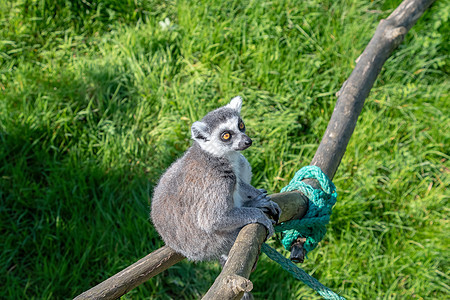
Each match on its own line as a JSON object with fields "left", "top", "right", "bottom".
{"left": 253, "top": 191, "right": 281, "bottom": 224}
{"left": 258, "top": 218, "right": 275, "bottom": 238}
{"left": 260, "top": 198, "right": 281, "bottom": 224}
{"left": 251, "top": 189, "right": 267, "bottom": 203}
{"left": 245, "top": 189, "right": 282, "bottom": 224}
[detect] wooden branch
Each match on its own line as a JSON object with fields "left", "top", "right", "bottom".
{"left": 74, "top": 246, "right": 184, "bottom": 300}
{"left": 311, "top": 0, "right": 436, "bottom": 179}
{"left": 204, "top": 0, "right": 435, "bottom": 299}
{"left": 202, "top": 223, "right": 267, "bottom": 300}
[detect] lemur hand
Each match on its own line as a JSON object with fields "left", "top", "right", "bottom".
{"left": 254, "top": 189, "right": 281, "bottom": 224}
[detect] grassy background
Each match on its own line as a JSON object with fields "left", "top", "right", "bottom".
{"left": 1, "top": 0, "right": 448, "bottom": 299}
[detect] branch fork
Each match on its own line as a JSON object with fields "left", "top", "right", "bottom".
{"left": 74, "top": 1, "right": 435, "bottom": 299}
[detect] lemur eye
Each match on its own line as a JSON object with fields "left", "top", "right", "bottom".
{"left": 221, "top": 132, "right": 231, "bottom": 141}
{"left": 239, "top": 121, "right": 245, "bottom": 131}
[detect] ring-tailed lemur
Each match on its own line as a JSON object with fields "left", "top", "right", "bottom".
{"left": 151, "top": 96, "right": 281, "bottom": 262}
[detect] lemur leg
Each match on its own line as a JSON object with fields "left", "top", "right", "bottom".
{"left": 199, "top": 206, "right": 275, "bottom": 237}
{"left": 236, "top": 153, "right": 281, "bottom": 222}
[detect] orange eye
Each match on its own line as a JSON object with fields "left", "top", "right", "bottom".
{"left": 221, "top": 132, "right": 231, "bottom": 140}
{"left": 239, "top": 122, "right": 245, "bottom": 130}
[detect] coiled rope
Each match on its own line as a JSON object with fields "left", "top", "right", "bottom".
{"left": 261, "top": 165, "right": 345, "bottom": 300}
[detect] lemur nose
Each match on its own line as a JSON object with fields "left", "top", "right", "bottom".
{"left": 245, "top": 138, "right": 252, "bottom": 146}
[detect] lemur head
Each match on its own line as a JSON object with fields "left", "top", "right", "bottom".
{"left": 191, "top": 96, "right": 252, "bottom": 157}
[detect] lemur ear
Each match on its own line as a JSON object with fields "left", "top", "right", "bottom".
{"left": 191, "top": 121, "right": 210, "bottom": 141}
{"left": 226, "top": 96, "right": 242, "bottom": 113}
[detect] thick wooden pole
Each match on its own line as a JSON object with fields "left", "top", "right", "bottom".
{"left": 202, "top": 223, "right": 267, "bottom": 300}
{"left": 311, "top": 0, "right": 436, "bottom": 179}
{"left": 203, "top": 0, "right": 435, "bottom": 299}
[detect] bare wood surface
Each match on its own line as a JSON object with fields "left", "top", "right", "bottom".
{"left": 203, "top": 0, "right": 435, "bottom": 299}
{"left": 270, "top": 191, "right": 309, "bottom": 221}
{"left": 202, "top": 223, "right": 267, "bottom": 300}
{"left": 74, "top": 246, "right": 184, "bottom": 300}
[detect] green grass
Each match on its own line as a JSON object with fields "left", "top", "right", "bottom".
{"left": 1, "top": 0, "right": 448, "bottom": 299}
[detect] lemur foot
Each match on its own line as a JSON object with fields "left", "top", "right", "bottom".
{"left": 257, "top": 216, "right": 275, "bottom": 238}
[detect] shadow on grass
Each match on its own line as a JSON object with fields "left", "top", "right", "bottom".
{"left": 0, "top": 121, "right": 167, "bottom": 297}
{"left": 0, "top": 60, "right": 194, "bottom": 297}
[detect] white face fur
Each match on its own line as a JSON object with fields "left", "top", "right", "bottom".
{"left": 191, "top": 97, "right": 250, "bottom": 157}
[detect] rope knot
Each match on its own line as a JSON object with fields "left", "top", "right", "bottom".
{"left": 277, "top": 165, "right": 337, "bottom": 253}
{"left": 261, "top": 165, "right": 345, "bottom": 299}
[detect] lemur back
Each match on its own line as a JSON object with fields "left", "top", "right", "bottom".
{"left": 151, "top": 97, "right": 280, "bottom": 261}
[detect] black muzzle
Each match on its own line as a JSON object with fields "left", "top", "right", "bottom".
{"left": 237, "top": 135, "right": 252, "bottom": 151}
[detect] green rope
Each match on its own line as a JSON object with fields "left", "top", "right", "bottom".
{"left": 261, "top": 165, "right": 345, "bottom": 300}
{"left": 261, "top": 244, "right": 345, "bottom": 300}
{"left": 278, "top": 165, "right": 337, "bottom": 253}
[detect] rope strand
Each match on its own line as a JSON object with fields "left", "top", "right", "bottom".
{"left": 261, "top": 165, "right": 345, "bottom": 300}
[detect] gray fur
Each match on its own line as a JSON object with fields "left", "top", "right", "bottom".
{"left": 151, "top": 96, "right": 281, "bottom": 262}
